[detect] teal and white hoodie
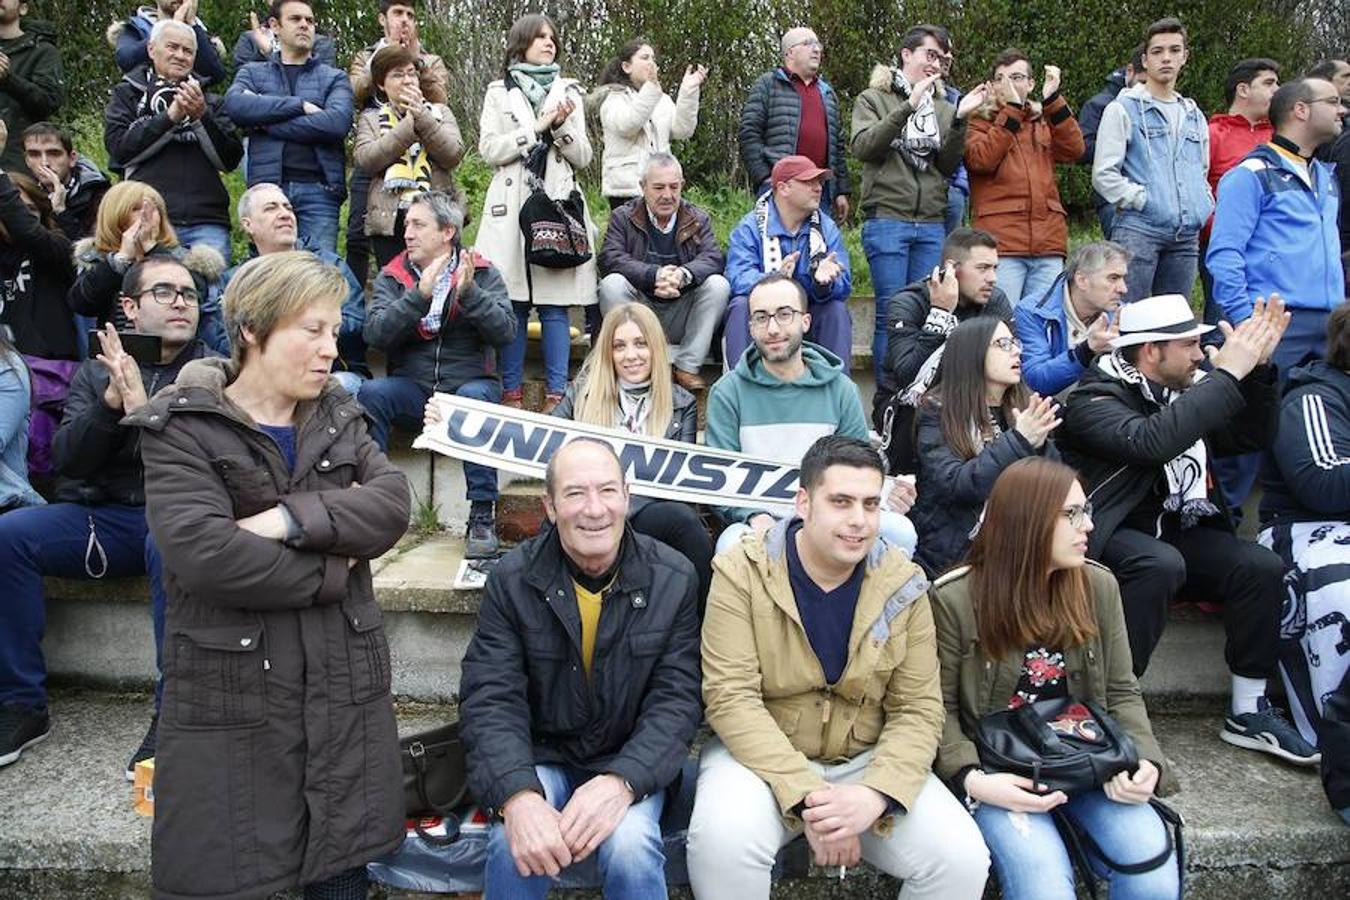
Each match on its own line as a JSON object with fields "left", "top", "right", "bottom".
{"left": 704, "top": 341, "right": 868, "bottom": 523}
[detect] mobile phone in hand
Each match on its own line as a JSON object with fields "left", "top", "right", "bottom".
{"left": 88, "top": 331, "right": 162, "bottom": 366}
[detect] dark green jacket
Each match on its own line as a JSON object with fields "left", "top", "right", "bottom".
{"left": 930, "top": 560, "right": 1176, "bottom": 796}
{"left": 0, "top": 23, "right": 64, "bottom": 172}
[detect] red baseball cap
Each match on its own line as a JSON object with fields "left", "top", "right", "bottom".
{"left": 771, "top": 155, "right": 832, "bottom": 185}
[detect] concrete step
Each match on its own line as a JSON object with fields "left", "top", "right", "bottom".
{"left": 1, "top": 692, "right": 1344, "bottom": 899}
{"left": 44, "top": 534, "right": 1231, "bottom": 708}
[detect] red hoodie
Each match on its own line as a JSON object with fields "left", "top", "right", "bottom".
{"left": 1204, "top": 112, "right": 1274, "bottom": 240}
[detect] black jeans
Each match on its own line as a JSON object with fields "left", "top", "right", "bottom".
{"left": 1100, "top": 524, "right": 1283, "bottom": 678}
{"left": 346, "top": 169, "right": 373, "bottom": 286}
{"left": 629, "top": 500, "right": 714, "bottom": 615}
{"left": 304, "top": 866, "right": 367, "bottom": 899}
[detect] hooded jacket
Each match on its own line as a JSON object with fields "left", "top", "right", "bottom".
{"left": 348, "top": 41, "right": 448, "bottom": 110}
{"left": 738, "top": 67, "right": 850, "bottom": 196}
{"left": 106, "top": 6, "right": 227, "bottom": 85}
{"left": 69, "top": 238, "right": 227, "bottom": 338}
{"left": 704, "top": 341, "right": 866, "bottom": 524}
{"left": 931, "top": 561, "right": 1175, "bottom": 794}
{"left": 964, "top": 92, "right": 1084, "bottom": 257}
{"left": 1207, "top": 142, "right": 1343, "bottom": 322}
{"left": 363, "top": 249, "right": 515, "bottom": 393}
{"left": 458, "top": 524, "right": 701, "bottom": 814}
{"left": 104, "top": 65, "right": 244, "bottom": 227}
{"left": 1207, "top": 112, "right": 1273, "bottom": 199}
{"left": 224, "top": 53, "right": 353, "bottom": 193}
{"left": 0, "top": 23, "right": 64, "bottom": 173}
{"left": 0, "top": 170, "right": 77, "bottom": 360}
{"left": 125, "top": 358, "right": 410, "bottom": 900}
{"left": 1261, "top": 359, "right": 1350, "bottom": 527}
{"left": 54, "top": 157, "right": 112, "bottom": 242}
{"left": 50, "top": 339, "right": 216, "bottom": 505}
{"left": 881, "top": 280, "right": 1014, "bottom": 397}
{"left": 1078, "top": 68, "right": 1127, "bottom": 165}
{"left": 703, "top": 518, "right": 942, "bottom": 821}
{"left": 1057, "top": 362, "right": 1278, "bottom": 558}
{"left": 851, "top": 64, "right": 967, "bottom": 224}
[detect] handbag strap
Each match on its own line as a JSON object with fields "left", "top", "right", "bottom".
{"left": 413, "top": 810, "right": 463, "bottom": 847}
{"left": 1053, "top": 798, "right": 1185, "bottom": 893}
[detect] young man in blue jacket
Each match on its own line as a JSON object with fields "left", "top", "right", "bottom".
{"left": 224, "top": 0, "right": 352, "bottom": 253}
{"left": 1015, "top": 240, "right": 1128, "bottom": 396}
{"left": 1208, "top": 77, "right": 1344, "bottom": 371}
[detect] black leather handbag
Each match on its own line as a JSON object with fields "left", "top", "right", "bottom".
{"left": 399, "top": 722, "right": 470, "bottom": 846}
{"left": 974, "top": 698, "right": 1139, "bottom": 795}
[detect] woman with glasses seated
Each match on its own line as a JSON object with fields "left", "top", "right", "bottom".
{"left": 910, "top": 316, "right": 1059, "bottom": 576}
{"left": 930, "top": 457, "right": 1178, "bottom": 900}
{"left": 68, "top": 182, "right": 227, "bottom": 354}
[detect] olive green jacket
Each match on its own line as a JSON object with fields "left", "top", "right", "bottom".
{"left": 702, "top": 518, "right": 944, "bottom": 823}
{"left": 930, "top": 561, "right": 1176, "bottom": 795}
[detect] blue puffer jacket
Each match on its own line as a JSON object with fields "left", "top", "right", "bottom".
{"left": 1014, "top": 273, "right": 1096, "bottom": 396}
{"left": 1261, "top": 359, "right": 1350, "bottom": 527}
{"left": 1207, "top": 143, "right": 1343, "bottom": 323}
{"left": 223, "top": 53, "right": 352, "bottom": 193}
{"left": 738, "top": 68, "right": 851, "bottom": 195}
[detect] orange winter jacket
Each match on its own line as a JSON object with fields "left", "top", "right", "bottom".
{"left": 964, "top": 93, "right": 1084, "bottom": 257}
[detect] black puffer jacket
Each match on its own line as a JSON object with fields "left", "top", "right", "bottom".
{"left": 910, "top": 400, "right": 1056, "bottom": 577}
{"left": 363, "top": 250, "right": 515, "bottom": 393}
{"left": 127, "top": 358, "right": 411, "bottom": 900}
{"left": 738, "top": 67, "right": 850, "bottom": 195}
{"left": 1057, "top": 362, "right": 1278, "bottom": 558}
{"left": 51, "top": 339, "right": 216, "bottom": 505}
{"left": 459, "top": 525, "right": 702, "bottom": 814}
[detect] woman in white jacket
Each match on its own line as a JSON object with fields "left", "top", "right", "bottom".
{"left": 594, "top": 39, "right": 706, "bottom": 209}
{"left": 475, "top": 13, "right": 597, "bottom": 411}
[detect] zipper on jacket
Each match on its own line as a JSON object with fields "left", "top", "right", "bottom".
{"left": 1087, "top": 464, "right": 1128, "bottom": 502}
{"left": 821, "top": 687, "right": 833, "bottom": 725}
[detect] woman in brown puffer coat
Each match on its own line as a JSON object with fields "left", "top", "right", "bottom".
{"left": 127, "top": 252, "right": 411, "bottom": 900}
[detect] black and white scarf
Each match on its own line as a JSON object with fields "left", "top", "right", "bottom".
{"left": 1099, "top": 351, "right": 1218, "bottom": 527}
{"left": 754, "top": 191, "right": 827, "bottom": 276}
{"left": 889, "top": 69, "right": 942, "bottom": 171}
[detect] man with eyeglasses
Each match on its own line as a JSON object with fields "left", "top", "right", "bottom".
{"left": 1209, "top": 77, "right": 1344, "bottom": 374}
{"left": 723, "top": 155, "right": 852, "bottom": 367}
{"left": 0, "top": 256, "right": 219, "bottom": 773}
{"left": 706, "top": 273, "right": 917, "bottom": 558}
{"left": 1058, "top": 292, "right": 1321, "bottom": 767}
{"left": 739, "top": 27, "right": 850, "bottom": 220}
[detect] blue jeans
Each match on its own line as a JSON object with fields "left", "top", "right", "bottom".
{"left": 501, "top": 303, "right": 572, "bottom": 395}
{"left": 974, "top": 791, "right": 1179, "bottom": 900}
{"left": 862, "top": 218, "right": 945, "bottom": 380}
{"left": 0, "top": 503, "right": 148, "bottom": 710}
{"left": 945, "top": 185, "right": 968, "bottom": 234}
{"left": 485, "top": 764, "right": 667, "bottom": 900}
{"left": 1111, "top": 225, "right": 1199, "bottom": 305}
{"left": 173, "top": 222, "right": 232, "bottom": 266}
{"left": 283, "top": 180, "right": 343, "bottom": 253}
{"left": 997, "top": 256, "right": 1065, "bottom": 307}
{"left": 358, "top": 375, "right": 500, "bottom": 502}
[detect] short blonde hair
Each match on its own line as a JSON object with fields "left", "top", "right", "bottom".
{"left": 223, "top": 251, "right": 347, "bottom": 364}
{"left": 94, "top": 181, "right": 178, "bottom": 254}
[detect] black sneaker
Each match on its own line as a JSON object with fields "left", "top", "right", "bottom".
{"left": 464, "top": 503, "right": 500, "bottom": 559}
{"left": 1221, "top": 697, "right": 1321, "bottom": 766}
{"left": 0, "top": 703, "right": 51, "bottom": 768}
{"left": 125, "top": 713, "right": 159, "bottom": 781}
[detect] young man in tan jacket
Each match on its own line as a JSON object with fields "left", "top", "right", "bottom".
{"left": 686, "top": 435, "right": 989, "bottom": 899}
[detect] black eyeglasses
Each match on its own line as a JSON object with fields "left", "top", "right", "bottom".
{"left": 748, "top": 307, "right": 803, "bottom": 328}
{"left": 1062, "top": 502, "right": 1094, "bottom": 530}
{"left": 137, "top": 284, "right": 201, "bottom": 307}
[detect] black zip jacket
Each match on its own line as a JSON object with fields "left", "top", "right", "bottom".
{"left": 1057, "top": 362, "right": 1278, "bottom": 558}
{"left": 50, "top": 339, "right": 217, "bottom": 504}
{"left": 881, "top": 280, "right": 1014, "bottom": 397}
{"left": 1261, "top": 360, "right": 1350, "bottom": 527}
{"left": 0, "top": 170, "right": 77, "bottom": 360}
{"left": 459, "top": 525, "right": 702, "bottom": 814}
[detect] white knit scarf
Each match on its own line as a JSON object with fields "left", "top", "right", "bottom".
{"left": 889, "top": 70, "right": 942, "bottom": 171}
{"left": 754, "top": 191, "right": 827, "bottom": 277}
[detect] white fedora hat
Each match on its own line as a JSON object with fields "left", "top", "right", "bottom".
{"left": 1109, "top": 294, "right": 1215, "bottom": 349}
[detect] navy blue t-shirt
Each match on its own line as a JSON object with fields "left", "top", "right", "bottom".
{"left": 785, "top": 521, "right": 864, "bottom": 685}
{"left": 280, "top": 64, "right": 323, "bottom": 183}
{"left": 260, "top": 424, "right": 298, "bottom": 473}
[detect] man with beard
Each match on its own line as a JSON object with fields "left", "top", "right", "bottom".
{"left": 105, "top": 19, "right": 242, "bottom": 265}
{"left": 705, "top": 273, "right": 916, "bottom": 557}
{"left": 21, "top": 122, "right": 110, "bottom": 241}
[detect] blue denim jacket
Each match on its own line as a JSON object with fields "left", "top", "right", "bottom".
{"left": 0, "top": 353, "right": 44, "bottom": 510}
{"left": 1113, "top": 87, "right": 1213, "bottom": 237}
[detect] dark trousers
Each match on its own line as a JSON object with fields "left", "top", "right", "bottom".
{"left": 629, "top": 500, "right": 714, "bottom": 614}
{"left": 1100, "top": 524, "right": 1283, "bottom": 678}
{"left": 304, "top": 867, "right": 367, "bottom": 899}
{"left": 346, "top": 169, "right": 372, "bottom": 287}
{"left": 371, "top": 207, "right": 410, "bottom": 272}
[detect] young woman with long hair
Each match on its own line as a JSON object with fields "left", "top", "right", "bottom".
{"left": 591, "top": 37, "right": 705, "bottom": 208}
{"left": 475, "top": 13, "right": 598, "bottom": 413}
{"left": 931, "top": 457, "right": 1179, "bottom": 900}
{"left": 909, "top": 315, "right": 1059, "bottom": 575}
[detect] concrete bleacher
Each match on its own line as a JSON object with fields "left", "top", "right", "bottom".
{"left": 5, "top": 292, "right": 1349, "bottom": 897}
